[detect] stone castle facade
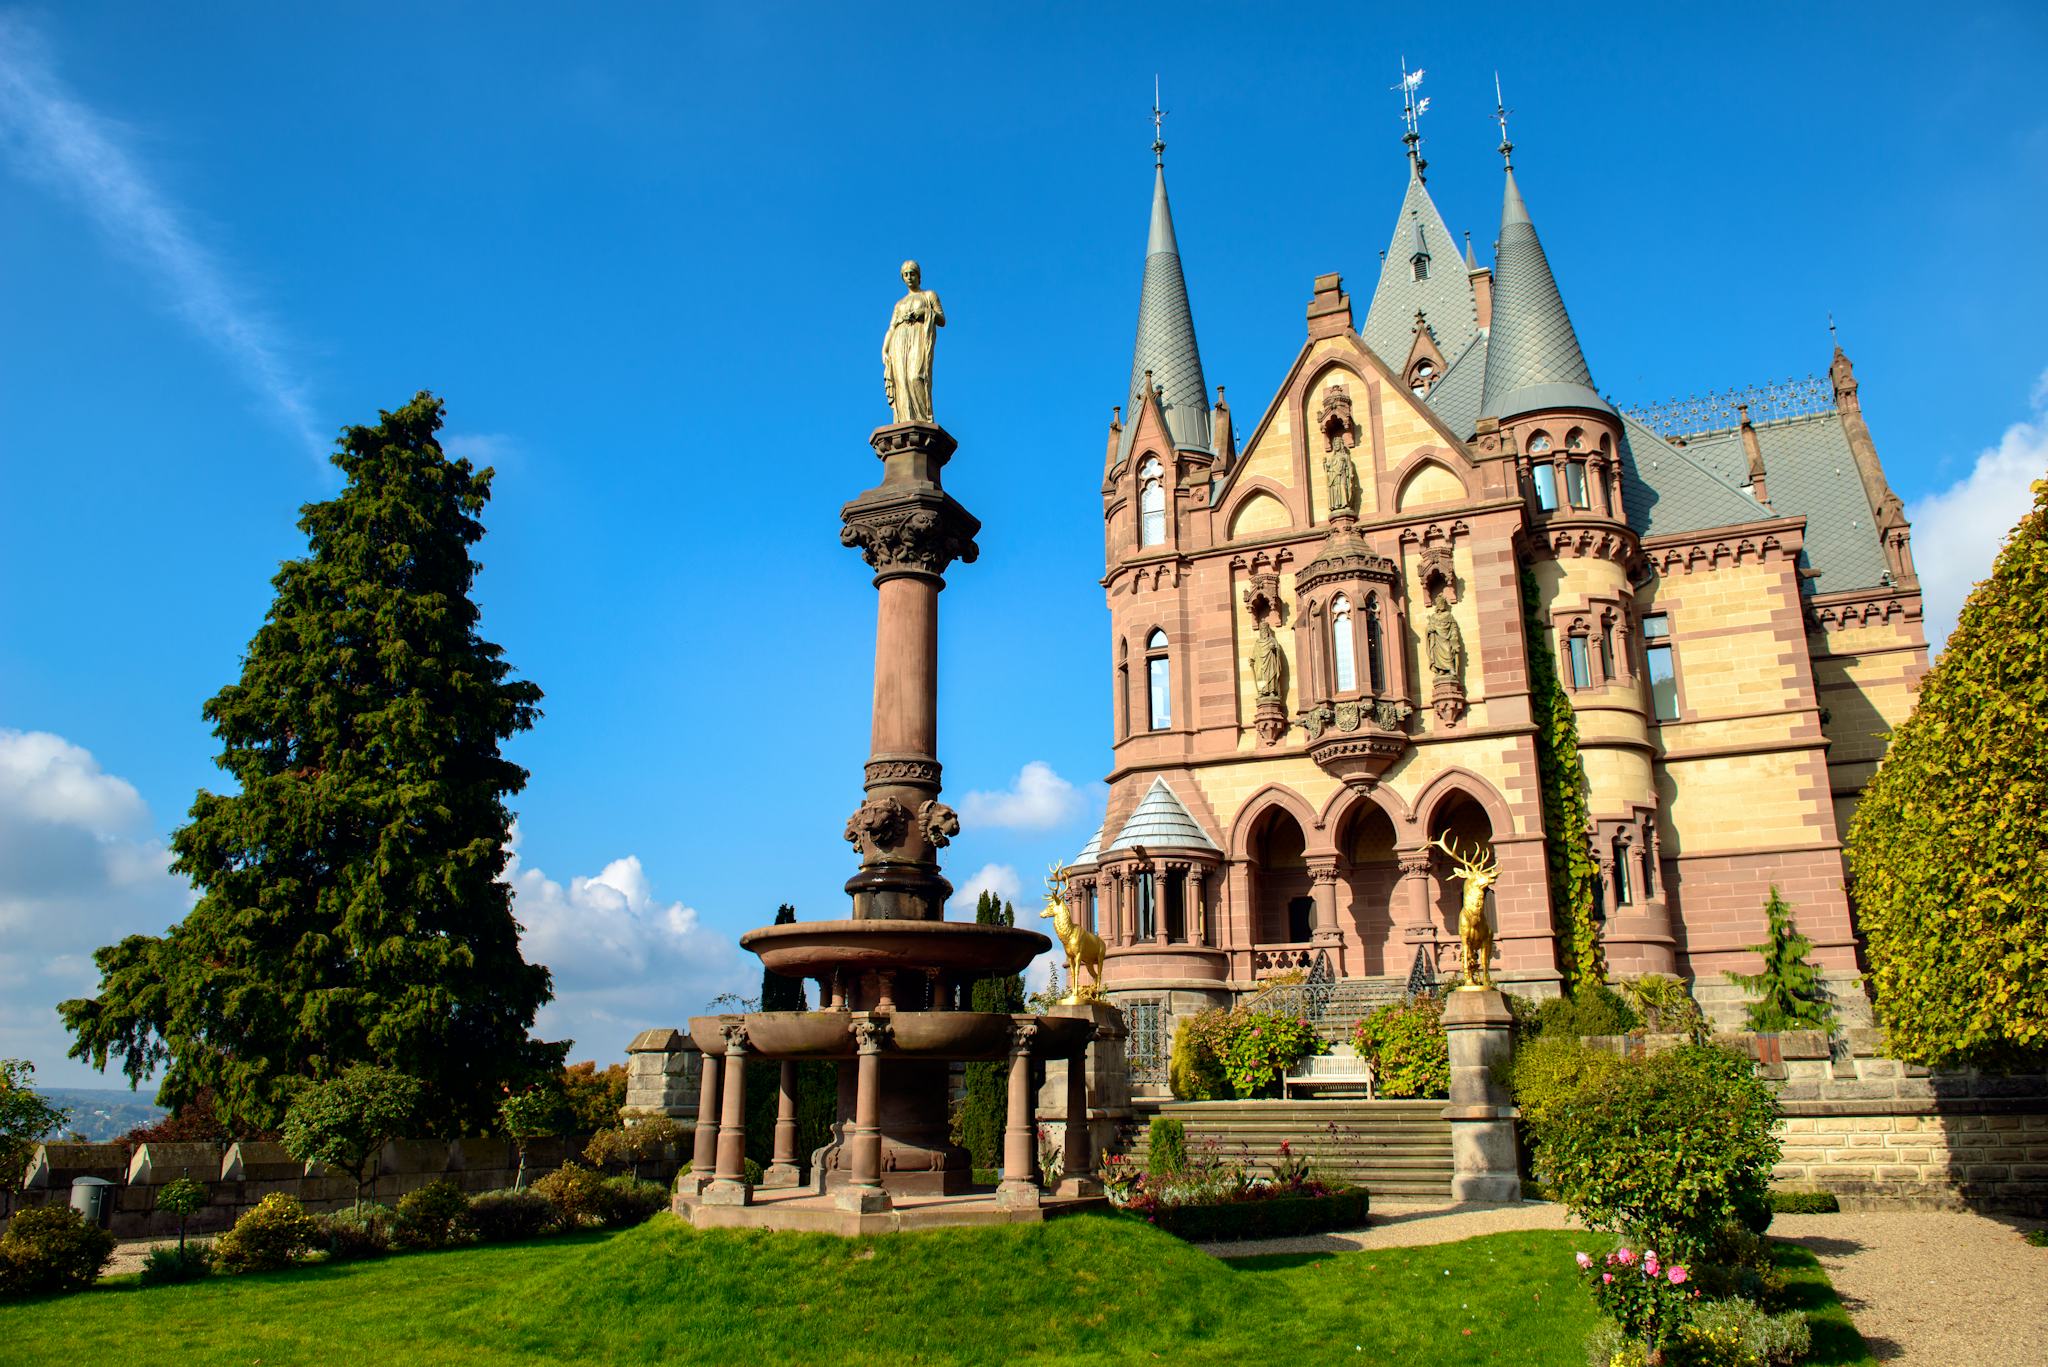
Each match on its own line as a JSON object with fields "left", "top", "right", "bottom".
{"left": 1059, "top": 127, "right": 1928, "bottom": 1037}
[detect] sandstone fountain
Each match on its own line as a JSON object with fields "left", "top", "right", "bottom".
{"left": 674, "top": 263, "right": 1121, "bottom": 1234}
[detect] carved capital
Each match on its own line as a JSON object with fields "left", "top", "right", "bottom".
{"left": 865, "top": 756, "right": 942, "bottom": 788}
{"left": 844, "top": 796, "right": 910, "bottom": 854}
{"left": 840, "top": 494, "right": 981, "bottom": 578}
{"left": 1307, "top": 859, "right": 1340, "bottom": 885}
{"left": 917, "top": 800, "right": 959, "bottom": 849}
{"left": 1009, "top": 1018, "right": 1042, "bottom": 1055}
{"left": 720, "top": 1021, "right": 751, "bottom": 1054}
{"left": 1397, "top": 851, "right": 1434, "bottom": 879}
{"left": 852, "top": 1018, "right": 890, "bottom": 1054}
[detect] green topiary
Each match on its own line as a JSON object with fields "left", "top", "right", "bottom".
{"left": 0, "top": 1205, "right": 116, "bottom": 1298}
{"left": 461, "top": 1189, "right": 553, "bottom": 1243}
{"left": 1536, "top": 983, "right": 1642, "bottom": 1039}
{"left": 1521, "top": 1044, "right": 1779, "bottom": 1263}
{"left": 393, "top": 1179, "right": 471, "bottom": 1249}
{"left": 155, "top": 1175, "right": 209, "bottom": 1250}
{"left": 1522, "top": 569, "right": 1603, "bottom": 992}
{"left": 214, "top": 1192, "right": 320, "bottom": 1273}
{"left": 1352, "top": 995, "right": 1450, "bottom": 1098}
{"left": 1725, "top": 888, "right": 1835, "bottom": 1033}
{"left": 1147, "top": 1117, "right": 1187, "bottom": 1178}
{"left": 139, "top": 1240, "right": 215, "bottom": 1285}
{"left": 1848, "top": 476, "right": 2048, "bottom": 1065}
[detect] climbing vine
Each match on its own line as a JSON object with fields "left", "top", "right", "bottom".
{"left": 1521, "top": 569, "right": 1603, "bottom": 991}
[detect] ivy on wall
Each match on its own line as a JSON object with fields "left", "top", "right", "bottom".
{"left": 1520, "top": 569, "right": 1603, "bottom": 991}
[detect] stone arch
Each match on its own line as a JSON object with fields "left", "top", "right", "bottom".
{"left": 1318, "top": 782, "right": 1411, "bottom": 836}
{"left": 1409, "top": 766, "right": 1516, "bottom": 842}
{"left": 1221, "top": 476, "right": 1296, "bottom": 539}
{"left": 1226, "top": 488, "right": 1290, "bottom": 540}
{"left": 1394, "top": 456, "right": 1471, "bottom": 512}
{"left": 1227, "top": 783, "right": 1326, "bottom": 860}
{"left": 1244, "top": 803, "right": 1315, "bottom": 946}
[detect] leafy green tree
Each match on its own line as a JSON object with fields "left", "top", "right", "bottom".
{"left": 560, "top": 1062, "right": 627, "bottom": 1134}
{"left": 958, "top": 891, "right": 1024, "bottom": 1170}
{"left": 155, "top": 1177, "right": 209, "bottom": 1251}
{"left": 0, "top": 1060, "right": 70, "bottom": 1192}
{"left": 499, "top": 1087, "right": 567, "bottom": 1191}
{"left": 278, "top": 1065, "right": 422, "bottom": 1211}
{"left": 1725, "top": 888, "right": 1834, "bottom": 1033}
{"left": 1520, "top": 571, "right": 1603, "bottom": 991}
{"left": 59, "top": 393, "right": 562, "bottom": 1134}
{"left": 1849, "top": 477, "right": 2048, "bottom": 1064}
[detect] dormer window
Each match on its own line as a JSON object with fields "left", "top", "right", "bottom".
{"left": 1409, "top": 360, "right": 1436, "bottom": 399}
{"left": 1411, "top": 253, "right": 1430, "bottom": 281}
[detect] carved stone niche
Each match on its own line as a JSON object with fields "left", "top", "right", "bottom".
{"left": 1241, "top": 571, "right": 1286, "bottom": 627}
{"left": 1419, "top": 545, "right": 1458, "bottom": 604}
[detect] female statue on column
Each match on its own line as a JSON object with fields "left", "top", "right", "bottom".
{"left": 1426, "top": 591, "right": 1465, "bottom": 679}
{"left": 883, "top": 260, "right": 945, "bottom": 424}
{"left": 1249, "top": 620, "right": 1285, "bottom": 702}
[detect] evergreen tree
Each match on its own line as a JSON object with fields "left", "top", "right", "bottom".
{"left": 1848, "top": 476, "right": 2048, "bottom": 1064}
{"left": 1725, "top": 888, "right": 1834, "bottom": 1032}
{"left": 1520, "top": 571, "right": 1604, "bottom": 991}
{"left": 957, "top": 891, "right": 1024, "bottom": 1170}
{"left": 59, "top": 393, "right": 561, "bottom": 1134}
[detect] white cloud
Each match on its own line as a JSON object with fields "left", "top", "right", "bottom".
{"left": 0, "top": 16, "right": 320, "bottom": 453}
{"left": 957, "top": 761, "right": 1084, "bottom": 832}
{"left": 505, "top": 828, "right": 752, "bottom": 1062}
{"left": 947, "top": 861, "right": 1023, "bottom": 917}
{"left": 1909, "top": 369, "right": 2048, "bottom": 652}
{"left": 0, "top": 731, "right": 188, "bottom": 1085}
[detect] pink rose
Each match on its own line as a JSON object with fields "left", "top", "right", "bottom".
{"left": 1575, "top": 1252, "right": 1592, "bottom": 1269}
{"left": 1616, "top": 1248, "right": 1635, "bottom": 1265}
{"left": 1668, "top": 1267, "right": 1688, "bottom": 1285}
{"left": 1602, "top": 1273, "right": 1613, "bottom": 1284}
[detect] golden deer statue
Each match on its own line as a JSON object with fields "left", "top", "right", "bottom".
{"left": 1040, "top": 863, "right": 1105, "bottom": 1005}
{"left": 1430, "top": 835, "right": 1500, "bottom": 990}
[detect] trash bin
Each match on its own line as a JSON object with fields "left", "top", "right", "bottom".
{"left": 69, "top": 1176, "right": 115, "bottom": 1228}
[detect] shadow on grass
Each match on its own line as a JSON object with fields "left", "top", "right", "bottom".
{"left": 1771, "top": 1240, "right": 1877, "bottom": 1367}
{"left": 1220, "top": 1251, "right": 1338, "bottom": 1272}
{"left": 1779, "top": 1234, "right": 1867, "bottom": 1258}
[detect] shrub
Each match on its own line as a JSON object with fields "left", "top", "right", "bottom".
{"left": 501, "top": 1087, "right": 570, "bottom": 1191}
{"left": 1767, "top": 1188, "right": 1839, "bottom": 1215}
{"left": 318, "top": 1203, "right": 392, "bottom": 1261}
{"left": 1216, "top": 1011, "right": 1322, "bottom": 1098}
{"left": 532, "top": 1161, "right": 610, "bottom": 1228}
{"left": 1146, "top": 1118, "right": 1187, "bottom": 1178}
{"left": 1505, "top": 1034, "right": 1626, "bottom": 1132}
{"left": 1524, "top": 1044, "right": 1780, "bottom": 1263}
{"left": 0, "top": 1205, "right": 116, "bottom": 1298}
{"left": 1847, "top": 476, "right": 2048, "bottom": 1066}
{"left": 462, "top": 1188, "right": 554, "bottom": 1242}
{"left": 393, "top": 1179, "right": 471, "bottom": 1249}
{"left": 1726, "top": 889, "right": 1835, "bottom": 1033}
{"left": 1574, "top": 1244, "right": 1694, "bottom": 1357}
{"left": 1352, "top": 994, "right": 1450, "bottom": 1098}
{"left": 1620, "top": 975, "right": 1707, "bottom": 1039}
{"left": 1537, "top": 983, "right": 1642, "bottom": 1039}
{"left": 1139, "top": 1188, "right": 1368, "bottom": 1242}
{"left": 279, "top": 1065, "right": 423, "bottom": 1209}
{"left": 584, "top": 1118, "right": 684, "bottom": 1180}
{"left": 214, "top": 1192, "right": 320, "bottom": 1273}
{"left": 1692, "top": 1222, "right": 1784, "bottom": 1305}
{"left": 600, "top": 1176, "right": 669, "bottom": 1227}
{"left": 1675, "top": 1296, "right": 1811, "bottom": 1366}
{"left": 139, "top": 1240, "right": 215, "bottom": 1286}
{"left": 1169, "top": 1009, "right": 1232, "bottom": 1101}
{"left": 155, "top": 1175, "right": 210, "bottom": 1249}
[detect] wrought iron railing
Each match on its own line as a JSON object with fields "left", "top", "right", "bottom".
{"left": 1621, "top": 374, "right": 1835, "bottom": 440}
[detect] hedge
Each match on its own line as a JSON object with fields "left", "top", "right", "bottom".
{"left": 1138, "top": 1188, "right": 1369, "bottom": 1242}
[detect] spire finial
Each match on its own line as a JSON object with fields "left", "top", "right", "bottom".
{"left": 1152, "top": 76, "right": 1166, "bottom": 168}
{"left": 1493, "top": 71, "right": 1514, "bottom": 170}
{"left": 1828, "top": 312, "right": 1840, "bottom": 350}
{"left": 1395, "top": 58, "right": 1429, "bottom": 177}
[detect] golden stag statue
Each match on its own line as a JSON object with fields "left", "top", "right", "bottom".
{"left": 1431, "top": 835, "right": 1499, "bottom": 990}
{"left": 1040, "top": 863, "right": 1105, "bottom": 1005}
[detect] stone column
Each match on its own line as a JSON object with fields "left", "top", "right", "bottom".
{"left": 685, "top": 1050, "right": 722, "bottom": 1196}
{"left": 1396, "top": 849, "right": 1437, "bottom": 963}
{"left": 836, "top": 1019, "right": 890, "bottom": 1214}
{"left": 1440, "top": 988, "right": 1521, "bottom": 1203}
{"left": 1153, "top": 860, "right": 1170, "bottom": 946}
{"left": 704, "top": 1023, "right": 751, "bottom": 1207}
{"left": 839, "top": 423, "right": 980, "bottom": 924}
{"left": 1113, "top": 869, "right": 1132, "bottom": 947}
{"left": 998, "top": 1020, "right": 1041, "bottom": 1210}
{"left": 761, "top": 1061, "right": 801, "bottom": 1189}
{"left": 1308, "top": 856, "right": 1342, "bottom": 946}
{"left": 1187, "top": 868, "right": 1206, "bottom": 946}
{"left": 1056, "top": 1036, "right": 1099, "bottom": 1197}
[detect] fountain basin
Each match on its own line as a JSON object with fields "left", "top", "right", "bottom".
{"left": 739, "top": 918, "right": 1050, "bottom": 980}
{"left": 688, "top": 1010, "right": 1091, "bottom": 1062}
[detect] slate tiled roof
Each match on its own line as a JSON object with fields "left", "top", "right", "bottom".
{"left": 1068, "top": 822, "right": 1106, "bottom": 871}
{"left": 1481, "top": 168, "right": 1612, "bottom": 421}
{"left": 1116, "top": 166, "right": 1211, "bottom": 471}
{"left": 1422, "top": 332, "right": 1488, "bottom": 441}
{"left": 1105, "top": 778, "right": 1220, "bottom": 853}
{"left": 1673, "top": 414, "right": 1892, "bottom": 594}
{"left": 1360, "top": 165, "right": 1482, "bottom": 372}
{"left": 1616, "top": 413, "right": 1767, "bottom": 540}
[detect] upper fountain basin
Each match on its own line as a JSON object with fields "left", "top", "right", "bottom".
{"left": 739, "top": 918, "right": 1051, "bottom": 980}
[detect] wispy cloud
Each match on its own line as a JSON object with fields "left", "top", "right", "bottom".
{"left": 958, "top": 761, "right": 1084, "bottom": 832}
{"left": 0, "top": 15, "right": 321, "bottom": 453}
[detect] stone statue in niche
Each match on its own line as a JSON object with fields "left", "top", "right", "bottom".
{"left": 1249, "top": 621, "right": 1285, "bottom": 703}
{"left": 1319, "top": 383, "right": 1363, "bottom": 517}
{"left": 1426, "top": 591, "right": 1465, "bottom": 680}
{"left": 882, "top": 260, "right": 944, "bottom": 423}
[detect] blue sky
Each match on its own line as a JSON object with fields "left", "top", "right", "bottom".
{"left": 4, "top": 3, "right": 2045, "bottom": 1087}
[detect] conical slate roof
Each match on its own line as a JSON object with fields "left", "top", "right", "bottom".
{"left": 1116, "top": 166, "right": 1211, "bottom": 470}
{"left": 1068, "top": 821, "right": 1106, "bottom": 871}
{"left": 1480, "top": 167, "right": 1613, "bottom": 421}
{"left": 1360, "top": 164, "right": 1481, "bottom": 373}
{"left": 1106, "top": 777, "right": 1220, "bottom": 853}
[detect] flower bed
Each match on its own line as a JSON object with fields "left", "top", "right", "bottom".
{"left": 1103, "top": 1136, "right": 1367, "bottom": 1243}
{"left": 1140, "top": 1188, "right": 1368, "bottom": 1242}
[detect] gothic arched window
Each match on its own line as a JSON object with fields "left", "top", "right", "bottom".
{"left": 1139, "top": 458, "right": 1166, "bottom": 547}
{"left": 1410, "top": 360, "right": 1435, "bottom": 398}
{"left": 1366, "top": 591, "right": 1387, "bottom": 694}
{"left": 1145, "top": 628, "right": 1171, "bottom": 730}
{"left": 1331, "top": 594, "right": 1357, "bottom": 692}
{"left": 1117, "top": 637, "right": 1131, "bottom": 738}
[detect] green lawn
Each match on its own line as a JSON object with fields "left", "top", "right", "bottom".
{"left": 0, "top": 1215, "right": 1874, "bottom": 1366}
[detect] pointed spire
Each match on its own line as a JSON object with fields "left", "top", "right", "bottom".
{"left": 1479, "top": 126, "right": 1612, "bottom": 421}
{"left": 1116, "top": 91, "right": 1210, "bottom": 470}
{"left": 1463, "top": 230, "right": 1479, "bottom": 271}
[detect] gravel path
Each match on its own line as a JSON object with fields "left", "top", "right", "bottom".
{"left": 1771, "top": 1210, "right": 2048, "bottom": 1364}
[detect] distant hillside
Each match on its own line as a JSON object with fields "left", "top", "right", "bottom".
{"left": 36, "top": 1088, "right": 167, "bottom": 1143}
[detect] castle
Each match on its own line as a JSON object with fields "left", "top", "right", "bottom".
{"left": 1058, "top": 106, "right": 1928, "bottom": 1052}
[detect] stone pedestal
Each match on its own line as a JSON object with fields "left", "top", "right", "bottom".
{"left": 623, "top": 1028, "right": 700, "bottom": 1124}
{"left": 1440, "top": 987, "right": 1521, "bottom": 1204}
{"left": 1036, "top": 1001, "right": 1131, "bottom": 1178}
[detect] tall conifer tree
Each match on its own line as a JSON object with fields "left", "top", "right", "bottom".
{"left": 61, "top": 393, "right": 562, "bottom": 1134}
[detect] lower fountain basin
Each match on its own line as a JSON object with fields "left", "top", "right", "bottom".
{"left": 739, "top": 918, "right": 1051, "bottom": 980}
{"left": 687, "top": 1010, "right": 1091, "bottom": 1062}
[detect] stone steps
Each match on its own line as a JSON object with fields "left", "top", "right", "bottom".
{"left": 1125, "top": 1099, "right": 1453, "bottom": 1199}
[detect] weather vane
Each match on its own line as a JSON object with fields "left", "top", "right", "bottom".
{"left": 1395, "top": 59, "right": 1430, "bottom": 171}
{"left": 1494, "top": 71, "right": 1514, "bottom": 168}
{"left": 1152, "top": 75, "right": 1166, "bottom": 168}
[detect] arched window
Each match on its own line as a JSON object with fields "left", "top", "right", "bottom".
{"left": 1146, "top": 628, "right": 1171, "bottom": 730}
{"left": 1366, "top": 592, "right": 1387, "bottom": 694}
{"left": 1117, "top": 637, "right": 1131, "bottom": 738}
{"left": 1613, "top": 837, "right": 1635, "bottom": 905}
{"left": 1527, "top": 433, "right": 1553, "bottom": 455}
{"left": 1409, "top": 360, "right": 1435, "bottom": 398}
{"left": 1330, "top": 594, "right": 1357, "bottom": 692}
{"left": 1139, "top": 458, "right": 1166, "bottom": 547}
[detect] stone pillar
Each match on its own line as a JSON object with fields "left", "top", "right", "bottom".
{"left": 1308, "top": 856, "right": 1343, "bottom": 948}
{"left": 1056, "top": 1036, "right": 1099, "bottom": 1198}
{"left": 1187, "top": 868, "right": 1206, "bottom": 946}
{"left": 998, "top": 1020, "right": 1041, "bottom": 1210}
{"left": 1153, "top": 860, "right": 1170, "bottom": 946}
{"left": 685, "top": 1050, "right": 722, "bottom": 1196}
{"left": 704, "top": 1024, "right": 752, "bottom": 1207}
{"left": 836, "top": 1018, "right": 890, "bottom": 1213}
{"left": 839, "top": 423, "right": 980, "bottom": 924}
{"left": 1440, "top": 988, "right": 1521, "bottom": 1203}
{"left": 761, "top": 1061, "right": 801, "bottom": 1189}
